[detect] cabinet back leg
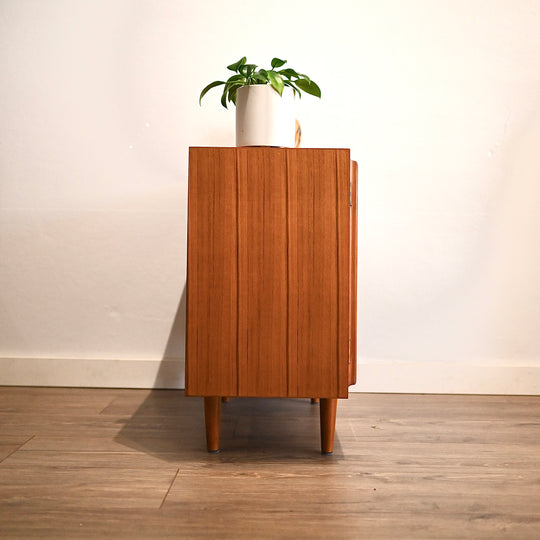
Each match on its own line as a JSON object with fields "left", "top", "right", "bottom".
{"left": 204, "top": 396, "right": 221, "bottom": 453}
{"left": 320, "top": 398, "right": 337, "bottom": 454}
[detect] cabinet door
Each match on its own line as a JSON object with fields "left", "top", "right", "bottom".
{"left": 237, "top": 148, "right": 289, "bottom": 396}
{"left": 186, "top": 148, "right": 238, "bottom": 396}
{"left": 287, "top": 149, "right": 351, "bottom": 398}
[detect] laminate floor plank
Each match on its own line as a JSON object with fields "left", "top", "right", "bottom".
{"left": 1, "top": 508, "right": 538, "bottom": 540}
{"left": 0, "top": 450, "right": 178, "bottom": 509}
{"left": 0, "top": 445, "right": 22, "bottom": 463}
{"left": 0, "top": 387, "right": 122, "bottom": 415}
{"left": 0, "top": 387, "right": 538, "bottom": 539}
{"left": 99, "top": 389, "right": 200, "bottom": 417}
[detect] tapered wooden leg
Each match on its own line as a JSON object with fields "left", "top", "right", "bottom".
{"left": 204, "top": 396, "right": 221, "bottom": 453}
{"left": 320, "top": 398, "right": 337, "bottom": 455}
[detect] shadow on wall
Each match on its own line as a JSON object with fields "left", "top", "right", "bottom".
{"left": 152, "top": 284, "right": 186, "bottom": 389}
{"left": 150, "top": 126, "right": 229, "bottom": 390}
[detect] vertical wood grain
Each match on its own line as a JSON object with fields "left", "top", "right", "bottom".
{"left": 348, "top": 160, "right": 358, "bottom": 386}
{"left": 287, "top": 149, "right": 350, "bottom": 398}
{"left": 187, "top": 147, "right": 353, "bottom": 400}
{"left": 186, "top": 147, "right": 238, "bottom": 396}
{"left": 336, "top": 149, "right": 352, "bottom": 397}
{"left": 237, "top": 148, "right": 289, "bottom": 396}
{"left": 203, "top": 396, "right": 221, "bottom": 452}
{"left": 286, "top": 149, "right": 299, "bottom": 396}
{"left": 319, "top": 398, "right": 337, "bottom": 454}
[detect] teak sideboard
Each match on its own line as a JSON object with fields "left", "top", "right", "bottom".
{"left": 186, "top": 147, "right": 358, "bottom": 454}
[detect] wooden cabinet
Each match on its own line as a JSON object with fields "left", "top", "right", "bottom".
{"left": 186, "top": 147, "right": 358, "bottom": 453}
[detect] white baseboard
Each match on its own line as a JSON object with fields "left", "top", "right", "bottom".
{"left": 0, "top": 357, "right": 185, "bottom": 389}
{"left": 0, "top": 357, "right": 539, "bottom": 395}
{"left": 350, "top": 359, "right": 540, "bottom": 395}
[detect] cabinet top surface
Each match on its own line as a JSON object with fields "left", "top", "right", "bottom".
{"left": 189, "top": 146, "right": 351, "bottom": 151}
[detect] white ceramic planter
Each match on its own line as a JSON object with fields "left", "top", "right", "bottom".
{"left": 235, "top": 85, "right": 295, "bottom": 147}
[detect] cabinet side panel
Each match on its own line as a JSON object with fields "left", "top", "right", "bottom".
{"left": 287, "top": 149, "right": 350, "bottom": 398}
{"left": 186, "top": 148, "right": 238, "bottom": 396}
{"left": 348, "top": 160, "right": 358, "bottom": 386}
{"left": 237, "top": 148, "right": 288, "bottom": 396}
{"left": 336, "top": 149, "right": 352, "bottom": 398}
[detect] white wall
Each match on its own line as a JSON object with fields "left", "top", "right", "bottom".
{"left": 1, "top": 0, "right": 539, "bottom": 393}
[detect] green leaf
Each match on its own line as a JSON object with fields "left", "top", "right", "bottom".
{"left": 199, "top": 80, "right": 225, "bottom": 104}
{"left": 295, "top": 78, "right": 321, "bottom": 98}
{"left": 254, "top": 69, "right": 268, "bottom": 81}
{"left": 284, "top": 80, "right": 302, "bottom": 98}
{"left": 227, "top": 82, "right": 243, "bottom": 98}
{"left": 278, "top": 68, "right": 299, "bottom": 80}
{"left": 221, "top": 86, "right": 229, "bottom": 108}
{"left": 252, "top": 71, "right": 268, "bottom": 84}
{"left": 271, "top": 57, "right": 287, "bottom": 68}
{"left": 267, "top": 71, "right": 284, "bottom": 96}
{"left": 227, "top": 57, "right": 247, "bottom": 72}
{"left": 220, "top": 80, "right": 245, "bottom": 108}
{"left": 226, "top": 74, "right": 247, "bottom": 85}
{"left": 229, "top": 85, "right": 241, "bottom": 105}
{"left": 240, "top": 63, "right": 257, "bottom": 77}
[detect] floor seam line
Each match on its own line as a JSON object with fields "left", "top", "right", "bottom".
{"left": 98, "top": 394, "right": 122, "bottom": 415}
{"left": 0, "top": 434, "right": 36, "bottom": 465}
{"left": 160, "top": 467, "right": 180, "bottom": 510}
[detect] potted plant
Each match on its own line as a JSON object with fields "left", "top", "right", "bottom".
{"left": 199, "top": 57, "right": 321, "bottom": 147}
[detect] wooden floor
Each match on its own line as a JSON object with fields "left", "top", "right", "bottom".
{"left": 0, "top": 388, "right": 539, "bottom": 539}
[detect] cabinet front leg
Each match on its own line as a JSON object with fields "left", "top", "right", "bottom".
{"left": 204, "top": 396, "right": 221, "bottom": 453}
{"left": 320, "top": 398, "right": 337, "bottom": 455}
